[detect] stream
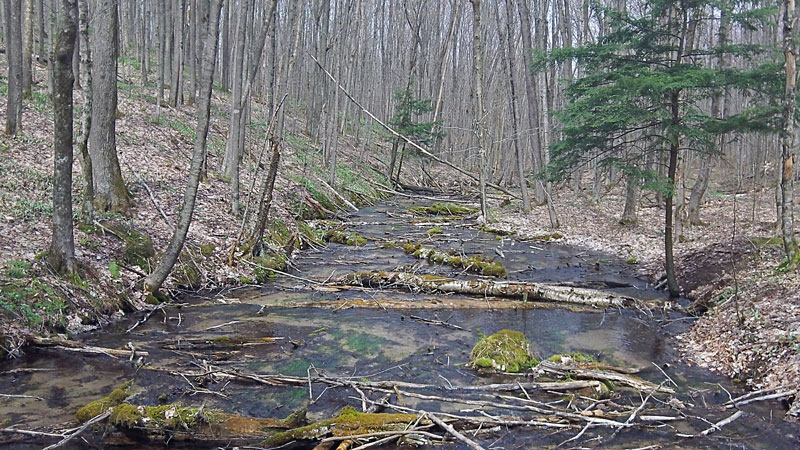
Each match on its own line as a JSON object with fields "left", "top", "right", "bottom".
{"left": 1, "top": 197, "right": 798, "bottom": 449}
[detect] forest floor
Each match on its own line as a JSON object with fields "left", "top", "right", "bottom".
{"left": 492, "top": 183, "right": 800, "bottom": 415}
{"left": 1, "top": 58, "right": 798, "bottom": 417}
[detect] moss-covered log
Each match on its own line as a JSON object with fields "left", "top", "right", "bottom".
{"left": 402, "top": 243, "right": 506, "bottom": 277}
{"left": 406, "top": 202, "right": 479, "bottom": 217}
{"left": 337, "top": 271, "right": 652, "bottom": 309}
{"left": 262, "top": 406, "right": 424, "bottom": 447}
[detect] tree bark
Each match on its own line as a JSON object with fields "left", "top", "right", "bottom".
{"left": 22, "top": 0, "right": 34, "bottom": 98}
{"left": 145, "top": 0, "right": 223, "bottom": 294}
{"left": 338, "top": 271, "right": 650, "bottom": 309}
{"left": 168, "top": 0, "right": 185, "bottom": 107}
{"left": 469, "top": 0, "right": 489, "bottom": 219}
{"left": 3, "top": 0, "right": 23, "bottom": 135}
{"left": 781, "top": 0, "right": 798, "bottom": 264}
{"left": 89, "top": 0, "right": 131, "bottom": 213}
{"left": 47, "top": 0, "right": 78, "bottom": 273}
{"left": 75, "top": 0, "right": 92, "bottom": 220}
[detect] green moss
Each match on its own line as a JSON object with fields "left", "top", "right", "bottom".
{"left": 426, "top": 227, "right": 443, "bottom": 235}
{"left": 109, "top": 403, "right": 141, "bottom": 428}
{"left": 325, "top": 230, "right": 367, "bottom": 246}
{"left": 199, "top": 243, "right": 216, "bottom": 256}
{"left": 101, "top": 222, "right": 155, "bottom": 272}
{"left": 407, "top": 202, "right": 478, "bottom": 217}
{"left": 547, "top": 352, "right": 596, "bottom": 364}
{"left": 248, "top": 253, "right": 288, "bottom": 281}
{"left": 469, "top": 330, "right": 534, "bottom": 373}
{"left": 76, "top": 381, "right": 133, "bottom": 423}
{"left": 531, "top": 232, "right": 564, "bottom": 241}
{"left": 626, "top": 256, "right": 638, "bottom": 264}
{"left": 262, "top": 406, "right": 421, "bottom": 447}
{"left": 402, "top": 244, "right": 506, "bottom": 277}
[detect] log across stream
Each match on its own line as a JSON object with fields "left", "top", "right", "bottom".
{"left": 1, "top": 197, "right": 798, "bottom": 449}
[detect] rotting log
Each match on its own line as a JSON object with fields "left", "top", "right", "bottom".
{"left": 402, "top": 244, "right": 506, "bottom": 277}
{"left": 336, "top": 271, "right": 654, "bottom": 309}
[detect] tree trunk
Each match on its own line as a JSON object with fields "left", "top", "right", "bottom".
{"left": 145, "top": 0, "right": 223, "bottom": 295}
{"left": 250, "top": 138, "right": 282, "bottom": 257}
{"left": 168, "top": 0, "right": 185, "bottom": 108}
{"left": 3, "top": 0, "right": 23, "bottom": 135}
{"left": 665, "top": 91, "right": 681, "bottom": 297}
{"left": 621, "top": 170, "right": 640, "bottom": 225}
{"left": 47, "top": 0, "right": 78, "bottom": 274}
{"left": 75, "top": 0, "right": 92, "bottom": 220}
{"left": 222, "top": 0, "right": 251, "bottom": 214}
{"left": 89, "top": 0, "right": 130, "bottom": 213}
{"left": 22, "top": 0, "right": 34, "bottom": 98}
{"left": 469, "top": 0, "right": 488, "bottom": 219}
{"left": 502, "top": 0, "right": 531, "bottom": 213}
{"left": 781, "top": 0, "right": 798, "bottom": 264}
{"left": 516, "top": 0, "right": 545, "bottom": 203}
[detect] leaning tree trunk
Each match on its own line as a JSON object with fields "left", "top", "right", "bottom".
{"left": 47, "top": 0, "right": 78, "bottom": 274}
{"left": 781, "top": 0, "right": 798, "bottom": 265}
{"left": 145, "top": 0, "right": 223, "bottom": 295}
{"left": 249, "top": 138, "right": 282, "bottom": 257}
{"left": 89, "top": 0, "right": 131, "bottom": 213}
{"left": 3, "top": 0, "right": 24, "bottom": 135}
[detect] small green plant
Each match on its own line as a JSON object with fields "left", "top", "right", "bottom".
{"left": 6, "top": 260, "right": 31, "bottom": 278}
{"left": 109, "top": 261, "right": 121, "bottom": 279}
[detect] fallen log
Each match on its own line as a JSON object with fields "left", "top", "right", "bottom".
{"left": 336, "top": 271, "right": 651, "bottom": 309}
{"left": 31, "top": 337, "right": 148, "bottom": 359}
{"left": 402, "top": 244, "right": 507, "bottom": 277}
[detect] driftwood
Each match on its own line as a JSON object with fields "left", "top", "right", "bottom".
{"left": 336, "top": 271, "right": 649, "bottom": 309}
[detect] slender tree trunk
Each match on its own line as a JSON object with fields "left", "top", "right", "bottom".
{"left": 621, "top": 168, "right": 640, "bottom": 225}
{"left": 250, "top": 138, "right": 281, "bottom": 257}
{"left": 516, "top": 0, "right": 545, "bottom": 203}
{"left": 76, "top": 0, "right": 92, "bottom": 220}
{"left": 502, "top": 0, "right": 531, "bottom": 213}
{"left": 781, "top": 0, "right": 798, "bottom": 264}
{"left": 470, "top": 0, "right": 488, "bottom": 218}
{"left": 89, "top": 0, "right": 130, "bottom": 213}
{"left": 665, "top": 90, "right": 681, "bottom": 297}
{"left": 47, "top": 0, "right": 78, "bottom": 274}
{"left": 3, "top": 0, "right": 23, "bottom": 135}
{"left": 146, "top": 0, "right": 223, "bottom": 295}
{"left": 22, "top": 0, "right": 34, "bottom": 98}
{"left": 169, "top": 0, "right": 185, "bottom": 107}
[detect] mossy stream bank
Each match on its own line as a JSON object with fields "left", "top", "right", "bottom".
{"left": 1, "top": 197, "right": 798, "bottom": 449}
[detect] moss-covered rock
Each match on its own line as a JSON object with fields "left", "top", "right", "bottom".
{"left": 76, "top": 381, "right": 133, "bottom": 423}
{"left": 469, "top": 330, "right": 536, "bottom": 373}
{"left": 546, "top": 352, "right": 596, "bottom": 364}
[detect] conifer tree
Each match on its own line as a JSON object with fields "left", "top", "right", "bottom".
{"left": 541, "top": 0, "right": 777, "bottom": 297}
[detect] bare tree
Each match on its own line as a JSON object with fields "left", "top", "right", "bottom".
{"left": 146, "top": 0, "right": 224, "bottom": 295}
{"left": 76, "top": 0, "right": 93, "bottom": 220}
{"left": 47, "top": 0, "right": 78, "bottom": 273}
{"left": 22, "top": 0, "right": 34, "bottom": 98}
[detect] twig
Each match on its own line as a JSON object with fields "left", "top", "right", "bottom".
{"left": 126, "top": 305, "right": 165, "bottom": 333}
{"left": 204, "top": 320, "right": 240, "bottom": 331}
{"left": 422, "top": 410, "right": 485, "bottom": 450}
{"left": 42, "top": 410, "right": 111, "bottom": 450}
{"left": 677, "top": 410, "right": 744, "bottom": 438}
{"left": 0, "top": 428, "right": 64, "bottom": 438}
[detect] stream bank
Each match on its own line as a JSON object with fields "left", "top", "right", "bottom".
{"left": 1, "top": 197, "right": 798, "bottom": 449}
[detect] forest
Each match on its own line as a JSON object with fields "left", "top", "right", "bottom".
{"left": 0, "top": 0, "right": 799, "bottom": 448}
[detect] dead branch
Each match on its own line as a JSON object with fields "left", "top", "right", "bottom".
{"left": 42, "top": 410, "right": 111, "bottom": 450}
{"left": 423, "top": 411, "right": 485, "bottom": 450}
{"left": 31, "top": 337, "right": 149, "bottom": 359}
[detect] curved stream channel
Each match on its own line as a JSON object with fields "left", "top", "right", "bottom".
{"left": 2, "top": 197, "right": 799, "bottom": 449}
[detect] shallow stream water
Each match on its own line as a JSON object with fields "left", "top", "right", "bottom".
{"left": 1, "top": 197, "right": 798, "bottom": 449}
